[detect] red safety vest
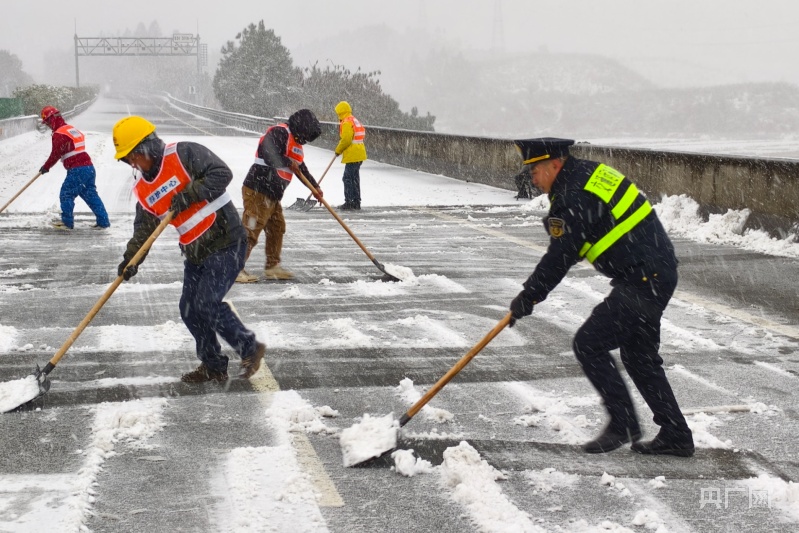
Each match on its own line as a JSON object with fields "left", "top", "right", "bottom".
{"left": 133, "top": 143, "right": 231, "bottom": 246}
{"left": 253, "top": 124, "right": 304, "bottom": 181}
{"left": 55, "top": 124, "right": 86, "bottom": 162}
{"left": 341, "top": 116, "right": 365, "bottom": 144}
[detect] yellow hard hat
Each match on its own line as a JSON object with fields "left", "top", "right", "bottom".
{"left": 112, "top": 116, "right": 156, "bottom": 159}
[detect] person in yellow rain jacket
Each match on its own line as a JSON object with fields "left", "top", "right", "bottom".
{"left": 334, "top": 101, "right": 367, "bottom": 210}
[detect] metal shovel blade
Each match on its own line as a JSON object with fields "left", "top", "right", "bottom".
{"left": 299, "top": 200, "right": 318, "bottom": 211}
{"left": 287, "top": 198, "right": 307, "bottom": 210}
{"left": 33, "top": 364, "right": 52, "bottom": 395}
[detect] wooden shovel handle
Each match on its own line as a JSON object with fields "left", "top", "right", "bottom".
{"left": 400, "top": 312, "right": 512, "bottom": 426}
{"left": 0, "top": 172, "right": 42, "bottom": 214}
{"left": 46, "top": 211, "right": 175, "bottom": 368}
{"left": 294, "top": 168, "right": 378, "bottom": 263}
{"left": 303, "top": 154, "right": 338, "bottom": 202}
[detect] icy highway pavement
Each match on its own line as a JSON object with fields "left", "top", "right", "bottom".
{"left": 1, "top": 205, "right": 798, "bottom": 532}
{"left": 1, "top": 96, "right": 799, "bottom": 532}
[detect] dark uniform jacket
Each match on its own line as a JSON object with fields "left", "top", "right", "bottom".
{"left": 123, "top": 140, "right": 246, "bottom": 266}
{"left": 523, "top": 157, "right": 678, "bottom": 305}
{"left": 242, "top": 126, "right": 318, "bottom": 201}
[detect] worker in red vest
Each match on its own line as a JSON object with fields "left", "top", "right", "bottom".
{"left": 39, "top": 106, "right": 110, "bottom": 229}
{"left": 112, "top": 115, "right": 266, "bottom": 383}
{"left": 236, "top": 109, "right": 323, "bottom": 283}
{"left": 334, "top": 101, "right": 367, "bottom": 210}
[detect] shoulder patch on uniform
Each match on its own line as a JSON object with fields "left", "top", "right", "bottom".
{"left": 547, "top": 217, "right": 565, "bottom": 238}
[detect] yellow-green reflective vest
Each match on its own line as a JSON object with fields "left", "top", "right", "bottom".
{"left": 578, "top": 164, "right": 653, "bottom": 263}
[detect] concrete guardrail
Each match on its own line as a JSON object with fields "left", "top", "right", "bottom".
{"left": 161, "top": 97, "right": 799, "bottom": 236}
{"left": 0, "top": 98, "right": 97, "bottom": 140}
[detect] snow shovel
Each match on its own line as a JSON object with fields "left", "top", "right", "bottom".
{"left": 288, "top": 154, "right": 337, "bottom": 211}
{"left": 294, "top": 169, "right": 402, "bottom": 282}
{"left": 341, "top": 312, "right": 513, "bottom": 467}
{"left": 0, "top": 172, "right": 42, "bottom": 214}
{"left": 0, "top": 211, "right": 175, "bottom": 413}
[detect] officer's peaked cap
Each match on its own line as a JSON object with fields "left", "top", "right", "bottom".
{"left": 514, "top": 138, "right": 575, "bottom": 165}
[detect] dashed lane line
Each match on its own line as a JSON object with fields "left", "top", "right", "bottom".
{"left": 420, "top": 208, "right": 799, "bottom": 341}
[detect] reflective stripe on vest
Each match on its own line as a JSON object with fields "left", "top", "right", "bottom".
{"left": 578, "top": 164, "right": 653, "bottom": 263}
{"left": 133, "top": 143, "right": 228, "bottom": 246}
{"left": 174, "top": 191, "right": 231, "bottom": 238}
{"left": 341, "top": 116, "right": 365, "bottom": 144}
{"left": 253, "top": 124, "right": 304, "bottom": 181}
{"left": 55, "top": 125, "right": 86, "bottom": 161}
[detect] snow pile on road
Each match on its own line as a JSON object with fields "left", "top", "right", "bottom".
{"left": 524, "top": 467, "right": 579, "bottom": 493}
{"left": 339, "top": 413, "right": 398, "bottom": 467}
{"left": 0, "top": 323, "right": 18, "bottom": 352}
{"left": 391, "top": 449, "right": 433, "bottom": 477}
{"left": 217, "top": 446, "right": 328, "bottom": 533}
{"left": 631, "top": 509, "right": 668, "bottom": 531}
{"left": 265, "top": 390, "right": 338, "bottom": 435}
{"left": 396, "top": 377, "right": 454, "bottom": 422}
{"left": 656, "top": 194, "right": 799, "bottom": 258}
{"left": 507, "top": 382, "right": 600, "bottom": 445}
{"left": 0, "top": 267, "right": 39, "bottom": 277}
{"left": 685, "top": 412, "right": 733, "bottom": 449}
{"left": 0, "top": 374, "right": 41, "bottom": 413}
{"left": 68, "top": 399, "right": 167, "bottom": 529}
{"left": 210, "top": 391, "right": 334, "bottom": 531}
{"left": 396, "top": 315, "right": 468, "bottom": 348}
{"left": 742, "top": 474, "right": 799, "bottom": 521}
{"left": 438, "top": 441, "right": 546, "bottom": 533}
{"left": 600, "top": 471, "right": 632, "bottom": 498}
{"left": 89, "top": 320, "right": 191, "bottom": 353}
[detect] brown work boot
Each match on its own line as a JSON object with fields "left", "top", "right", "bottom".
{"left": 52, "top": 220, "right": 72, "bottom": 230}
{"left": 235, "top": 270, "right": 258, "bottom": 283}
{"left": 263, "top": 265, "right": 294, "bottom": 280}
{"left": 239, "top": 342, "right": 266, "bottom": 378}
{"left": 181, "top": 364, "right": 228, "bottom": 383}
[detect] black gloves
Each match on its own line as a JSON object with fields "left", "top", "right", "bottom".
{"left": 117, "top": 259, "right": 138, "bottom": 281}
{"left": 509, "top": 289, "right": 535, "bottom": 328}
{"left": 39, "top": 166, "right": 49, "bottom": 174}
{"left": 170, "top": 192, "right": 192, "bottom": 214}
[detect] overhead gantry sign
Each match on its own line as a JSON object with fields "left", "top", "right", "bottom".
{"left": 73, "top": 34, "right": 207, "bottom": 87}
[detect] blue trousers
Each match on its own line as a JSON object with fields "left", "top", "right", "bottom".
{"left": 342, "top": 162, "right": 362, "bottom": 207}
{"left": 60, "top": 165, "right": 110, "bottom": 228}
{"left": 180, "top": 239, "right": 257, "bottom": 373}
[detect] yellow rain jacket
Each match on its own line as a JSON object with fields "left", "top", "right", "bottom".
{"left": 334, "top": 101, "right": 368, "bottom": 164}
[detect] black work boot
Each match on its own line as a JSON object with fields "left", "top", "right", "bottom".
{"left": 582, "top": 424, "right": 642, "bottom": 454}
{"left": 239, "top": 342, "right": 266, "bottom": 379}
{"left": 632, "top": 429, "right": 695, "bottom": 457}
{"left": 181, "top": 364, "right": 228, "bottom": 383}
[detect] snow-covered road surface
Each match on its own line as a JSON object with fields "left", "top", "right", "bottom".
{"left": 1, "top": 95, "right": 798, "bottom": 532}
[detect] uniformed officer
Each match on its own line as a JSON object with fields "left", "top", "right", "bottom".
{"left": 509, "top": 138, "right": 694, "bottom": 457}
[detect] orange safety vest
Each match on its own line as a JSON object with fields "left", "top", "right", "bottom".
{"left": 55, "top": 124, "right": 86, "bottom": 161}
{"left": 133, "top": 143, "right": 232, "bottom": 246}
{"left": 341, "top": 116, "right": 365, "bottom": 144}
{"left": 253, "top": 124, "right": 304, "bottom": 181}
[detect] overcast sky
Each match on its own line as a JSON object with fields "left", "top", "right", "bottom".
{"left": 3, "top": 0, "right": 799, "bottom": 88}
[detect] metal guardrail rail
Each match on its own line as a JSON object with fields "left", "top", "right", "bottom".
{"left": 165, "top": 94, "right": 274, "bottom": 134}
{"left": 0, "top": 97, "right": 98, "bottom": 140}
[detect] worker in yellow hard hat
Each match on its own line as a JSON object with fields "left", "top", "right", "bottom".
{"left": 112, "top": 116, "right": 266, "bottom": 383}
